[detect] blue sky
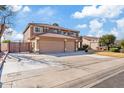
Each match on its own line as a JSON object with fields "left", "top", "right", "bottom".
{"left": 3, "top": 5, "right": 124, "bottom": 41}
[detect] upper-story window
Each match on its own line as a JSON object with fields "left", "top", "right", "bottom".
{"left": 63, "top": 32, "right": 68, "bottom": 35}
{"left": 53, "top": 29, "right": 58, "bottom": 33}
{"left": 74, "top": 33, "right": 78, "bottom": 37}
{"left": 44, "top": 27, "right": 49, "bottom": 30}
{"left": 57, "top": 29, "right": 61, "bottom": 34}
{"left": 43, "top": 27, "right": 49, "bottom": 33}
{"left": 44, "top": 27, "right": 49, "bottom": 32}
{"left": 69, "top": 32, "right": 78, "bottom": 37}
{"left": 34, "top": 27, "right": 43, "bottom": 33}
{"left": 61, "top": 31, "right": 64, "bottom": 35}
{"left": 48, "top": 29, "right": 58, "bottom": 33}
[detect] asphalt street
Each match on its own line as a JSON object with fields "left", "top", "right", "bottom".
{"left": 92, "top": 71, "right": 124, "bottom": 88}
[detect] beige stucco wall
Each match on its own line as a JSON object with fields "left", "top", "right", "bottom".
{"left": 23, "top": 27, "right": 31, "bottom": 42}
{"left": 82, "top": 38, "right": 91, "bottom": 46}
{"left": 90, "top": 42, "right": 99, "bottom": 50}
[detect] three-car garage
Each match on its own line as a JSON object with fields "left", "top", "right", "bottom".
{"left": 33, "top": 33, "right": 78, "bottom": 53}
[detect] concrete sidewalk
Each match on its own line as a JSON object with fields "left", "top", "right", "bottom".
{"left": 1, "top": 54, "right": 124, "bottom": 88}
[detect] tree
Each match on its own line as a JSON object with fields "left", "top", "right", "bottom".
{"left": 0, "top": 6, "right": 14, "bottom": 36}
{"left": 120, "top": 40, "right": 124, "bottom": 49}
{"left": 0, "top": 6, "right": 7, "bottom": 37}
{"left": 0, "top": 5, "right": 6, "bottom": 10}
{"left": 99, "top": 34, "right": 116, "bottom": 50}
{"left": 52, "top": 23, "right": 59, "bottom": 26}
{"left": 0, "top": 5, "right": 14, "bottom": 51}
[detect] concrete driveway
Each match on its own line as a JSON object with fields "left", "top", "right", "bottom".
{"left": 1, "top": 51, "right": 121, "bottom": 88}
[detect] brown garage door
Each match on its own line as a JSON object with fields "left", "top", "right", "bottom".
{"left": 39, "top": 40, "right": 64, "bottom": 53}
{"left": 66, "top": 41, "right": 75, "bottom": 52}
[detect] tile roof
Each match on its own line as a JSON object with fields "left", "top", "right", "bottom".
{"left": 37, "top": 33, "right": 77, "bottom": 39}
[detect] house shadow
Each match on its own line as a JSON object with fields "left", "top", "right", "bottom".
{"left": 0, "top": 61, "right": 5, "bottom": 88}
{"left": 45, "top": 51, "right": 89, "bottom": 57}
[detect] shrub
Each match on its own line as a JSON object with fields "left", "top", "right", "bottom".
{"left": 110, "top": 47, "right": 120, "bottom": 52}
{"left": 78, "top": 45, "right": 89, "bottom": 51}
{"left": 112, "top": 45, "right": 121, "bottom": 49}
{"left": 78, "top": 48, "right": 83, "bottom": 51}
{"left": 85, "top": 49, "right": 88, "bottom": 52}
{"left": 82, "top": 44, "right": 89, "bottom": 50}
{"left": 2, "top": 40, "right": 11, "bottom": 43}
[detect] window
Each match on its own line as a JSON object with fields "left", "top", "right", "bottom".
{"left": 68, "top": 32, "right": 77, "bottom": 37}
{"left": 69, "top": 32, "right": 74, "bottom": 36}
{"left": 57, "top": 29, "right": 61, "bottom": 34}
{"left": 64, "top": 32, "right": 68, "bottom": 35}
{"left": 44, "top": 27, "right": 49, "bottom": 30}
{"left": 53, "top": 29, "right": 58, "bottom": 33}
{"left": 34, "top": 27, "right": 43, "bottom": 33}
{"left": 44, "top": 27, "right": 49, "bottom": 32}
{"left": 61, "top": 31, "right": 64, "bottom": 35}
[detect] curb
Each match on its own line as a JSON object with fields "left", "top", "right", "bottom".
{"left": 0, "top": 52, "right": 8, "bottom": 69}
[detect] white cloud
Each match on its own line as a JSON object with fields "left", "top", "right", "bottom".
{"left": 37, "top": 7, "right": 55, "bottom": 17}
{"left": 13, "top": 33, "right": 23, "bottom": 41}
{"left": 22, "top": 6, "right": 31, "bottom": 12}
{"left": 91, "top": 18, "right": 124, "bottom": 39}
{"left": 86, "top": 19, "right": 105, "bottom": 37}
{"left": 110, "top": 28, "right": 119, "bottom": 37}
{"left": 88, "top": 30, "right": 105, "bottom": 38}
{"left": 9, "top": 5, "right": 31, "bottom": 13}
{"left": 76, "top": 24, "right": 87, "bottom": 29}
{"left": 1, "top": 28, "right": 23, "bottom": 42}
{"left": 9, "top": 5, "right": 23, "bottom": 12}
{"left": 72, "top": 5, "right": 124, "bottom": 19}
{"left": 116, "top": 18, "right": 124, "bottom": 29}
{"left": 115, "top": 18, "right": 124, "bottom": 39}
{"left": 89, "top": 19, "right": 103, "bottom": 32}
{"left": 86, "top": 17, "right": 124, "bottom": 39}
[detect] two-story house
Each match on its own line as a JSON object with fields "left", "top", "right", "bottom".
{"left": 79, "top": 36, "right": 100, "bottom": 50}
{"left": 23, "top": 23, "right": 79, "bottom": 53}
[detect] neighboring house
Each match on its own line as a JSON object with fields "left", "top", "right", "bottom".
{"left": 79, "top": 36, "right": 100, "bottom": 50}
{"left": 115, "top": 40, "right": 121, "bottom": 46}
{"left": 23, "top": 23, "right": 79, "bottom": 53}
